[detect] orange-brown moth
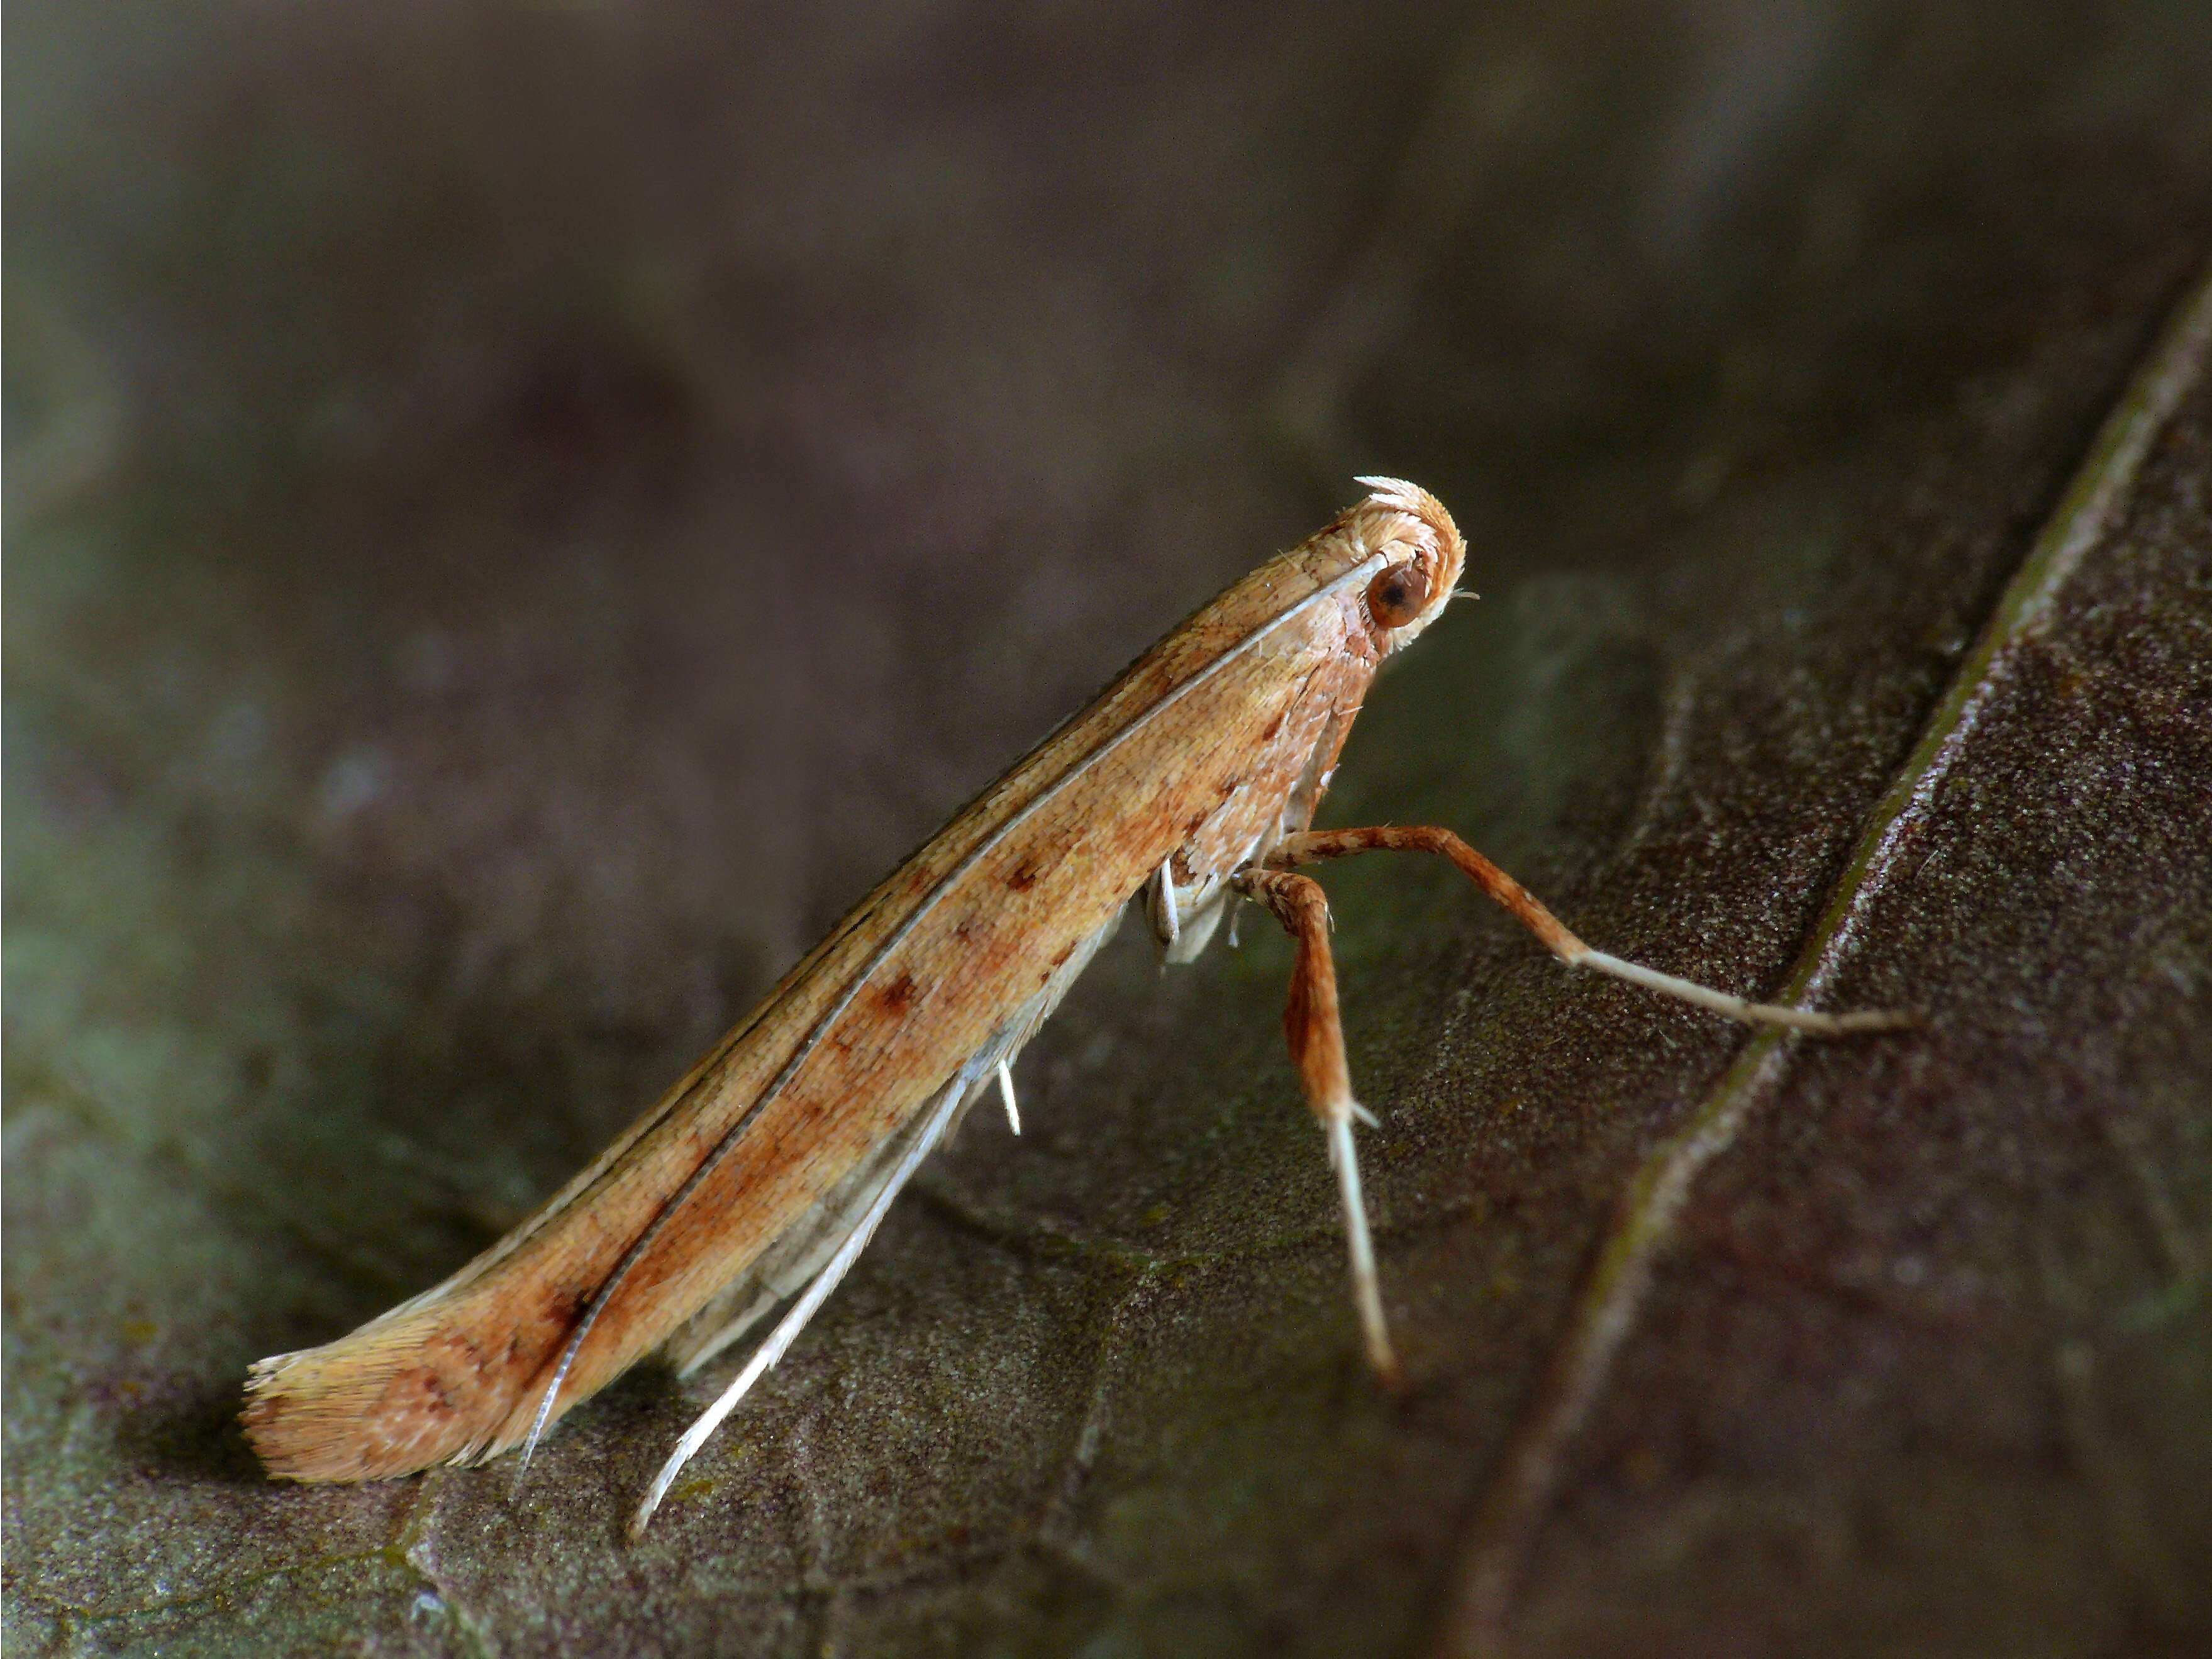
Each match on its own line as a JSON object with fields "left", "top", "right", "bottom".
{"left": 245, "top": 479, "right": 1899, "bottom": 1534}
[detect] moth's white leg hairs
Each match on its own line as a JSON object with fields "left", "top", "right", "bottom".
{"left": 1326, "top": 1112, "right": 1393, "bottom": 1384}
{"left": 1265, "top": 827, "right": 1911, "bottom": 1035}
{"left": 1231, "top": 866, "right": 1403, "bottom": 1388}
{"left": 1570, "top": 950, "right": 1906, "bottom": 1033}
{"left": 996, "top": 1060, "right": 1021, "bottom": 1135}
{"left": 1154, "top": 859, "right": 1180, "bottom": 950}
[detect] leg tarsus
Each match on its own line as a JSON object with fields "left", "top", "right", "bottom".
{"left": 1328, "top": 1112, "right": 1402, "bottom": 1390}
{"left": 1232, "top": 867, "right": 1402, "bottom": 1389}
{"left": 1265, "top": 826, "right": 1908, "bottom": 1035}
{"left": 1573, "top": 950, "right": 1916, "bottom": 1033}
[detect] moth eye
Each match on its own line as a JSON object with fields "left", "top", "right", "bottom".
{"left": 1365, "top": 562, "right": 1431, "bottom": 630}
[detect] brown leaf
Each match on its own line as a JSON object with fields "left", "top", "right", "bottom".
{"left": 8, "top": 4, "right": 2211, "bottom": 1655}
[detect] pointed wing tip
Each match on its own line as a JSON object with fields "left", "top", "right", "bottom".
{"left": 238, "top": 1327, "right": 526, "bottom": 1485}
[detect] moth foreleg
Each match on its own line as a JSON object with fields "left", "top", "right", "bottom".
{"left": 1230, "top": 867, "right": 1401, "bottom": 1390}
{"left": 1263, "top": 826, "right": 1909, "bottom": 1034}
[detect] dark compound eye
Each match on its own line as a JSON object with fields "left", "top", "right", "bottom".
{"left": 1365, "top": 562, "right": 1431, "bottom": 630}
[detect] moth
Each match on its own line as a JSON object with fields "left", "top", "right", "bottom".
{"left": 245, "top": 479, "right": 1896, "bottom": 1534}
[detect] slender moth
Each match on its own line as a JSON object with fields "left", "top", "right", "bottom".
{"left": 244, "top": 479, "right": 1899, "bottom": 1534}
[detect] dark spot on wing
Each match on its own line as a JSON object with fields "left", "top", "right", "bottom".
{"left": 540, "top": 1287, "right": 585, "bottom": 1333}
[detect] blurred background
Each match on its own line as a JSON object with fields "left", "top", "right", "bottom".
{"left": 8, "top": 3, "right": 2211, "bottom": 1655}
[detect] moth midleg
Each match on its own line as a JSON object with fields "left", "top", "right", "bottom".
{"left": 1263, "top": 826, "right": 1908, "bottom": 1034}
{"left": 1230, "top": 867, "right": 1401, "bottom": 1389}
{"left": 996, "top": 1060, "right": 1021, "bottom": 1135}
{"left": 1149, "top": 857, "right": 1181, "bottom": 948}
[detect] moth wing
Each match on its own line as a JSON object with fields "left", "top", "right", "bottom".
{"left": 662, "top": 902, "right": 1127, "bottom": 1378}
{"left": 1142, "top": 670, "right": 1366, "bottom": 966}
{"left": 662, "top": 1103, "right": 933, "bottom": 1375}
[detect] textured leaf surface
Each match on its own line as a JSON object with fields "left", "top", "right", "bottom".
{"left": 7, "top": 4, "right": 2211, "bottom": 1655}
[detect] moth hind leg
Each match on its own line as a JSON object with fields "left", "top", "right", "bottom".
{"left": 1263, "top": 826, "right": 1913, "bottom": 1034}
{"left": 1230, "top": 867, "right": 1402, "bottom": 1390}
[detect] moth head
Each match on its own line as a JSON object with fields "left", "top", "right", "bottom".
{"left": 1350, "top": 475, "right": 1467, "bottom": 653}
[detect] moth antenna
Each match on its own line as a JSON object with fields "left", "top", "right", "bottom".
{"left": 631, "top": 1074, "right": 967, "bottom": 1537}
{"left": 513, "top": 1233, "right": 643, "bottom": 1485}
{"left": 513, "top": 1348, "right": 567, "bottom": 1490}
{"left": 996, "top": 1060, "right": 1021, "bottom": 1135}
